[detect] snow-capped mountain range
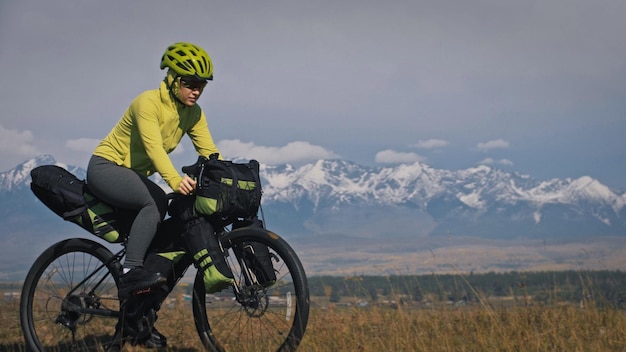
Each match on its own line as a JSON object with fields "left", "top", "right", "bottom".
{"left": 1, "top": 155, "right": 625, "bottom": 279}
{"left": 261, "top": 159, "right": 626, "bottom": 238}
{"left": 2, "top": 155, "right": 626, "bottom": 239}
{"left": 263, "top": 159, "right": 625, "bottom": 215}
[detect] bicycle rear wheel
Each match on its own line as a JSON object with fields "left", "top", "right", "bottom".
{"left": 20, "top": 238, "right": 122, "bottom": 351}
{"left": 192, "top": 227, "right": 310, "bottom": 352}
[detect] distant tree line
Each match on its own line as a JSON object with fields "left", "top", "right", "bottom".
{"left": 307, "top": 270, "right": 626, "bottom": 305}
{"left": 3, "top": 270, "right": 624, "bottom": 307}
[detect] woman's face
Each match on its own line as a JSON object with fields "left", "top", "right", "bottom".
{"left": 177, "top": 77, "right": 207, "bottom": 106}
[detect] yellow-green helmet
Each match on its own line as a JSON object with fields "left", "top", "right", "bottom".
{"left": 160, "top": 42, "right": 213, "bottom": 80}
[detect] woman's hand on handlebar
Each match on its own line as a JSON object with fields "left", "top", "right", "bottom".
{"left": 178, "top": 175, "right": 197, "bottom": 195}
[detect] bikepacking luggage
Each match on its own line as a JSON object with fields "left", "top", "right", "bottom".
{"left": 30, "top": 165, "right": 125, "bottom": 243}
{"left": 170, "top": 195, "right": 276, "bottom": 291}
{"left": 181, "top": 216, "right": 234, "bottom": 293}
{"left": 193, "top": 153, "right": 262, "bottom": 224}
{"left": 233, "top": 219, "right": 277, "bottom": 287}
{"left": 143, "top": 218, "right": 193, "bottom": 291}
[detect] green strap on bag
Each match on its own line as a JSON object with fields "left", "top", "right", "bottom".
{"left": 75, "top": 192, "right": 121, "bottom": 243}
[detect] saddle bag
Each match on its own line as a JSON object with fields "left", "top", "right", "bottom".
{"left": 30, "top": 165, "right": 87, "bottom": 220}
{"left": 30, "top": 165, "right": 125, "bottom": 243}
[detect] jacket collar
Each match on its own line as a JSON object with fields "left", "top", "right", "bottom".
{"left": 159, "top": 80, "right": 188, "bottom": 111}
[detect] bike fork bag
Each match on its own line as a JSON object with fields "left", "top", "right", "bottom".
{"left": 233, "top": 218, "right": 276, "bottom": 287}
{"left": 182, "top": 217, "right": 234, "bottom": 293}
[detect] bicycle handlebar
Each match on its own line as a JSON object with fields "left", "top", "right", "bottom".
{"left": 181, "top": 153, "right": 220, "bottom": 177}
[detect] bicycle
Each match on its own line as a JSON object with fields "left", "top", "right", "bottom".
{"left": 19, "top": 161, "right": 310, "bottom": 352}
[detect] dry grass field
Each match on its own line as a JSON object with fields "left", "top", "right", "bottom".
{"left": 2, "top": 291, "right": 626, "bottom": 352}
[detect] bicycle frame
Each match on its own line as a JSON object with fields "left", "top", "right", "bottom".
{"left": 21, "top": 159, "right": 309, "bottom": 351}
{"left": 56, "top": 248, "right": 126, "bottom": 326}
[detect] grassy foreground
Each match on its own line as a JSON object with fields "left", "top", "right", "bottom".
{"left": 303, "top": 303, "right": 626, "bottom": 351}
{"left": 2, "top": 295, "right": 626, "bottom": 352}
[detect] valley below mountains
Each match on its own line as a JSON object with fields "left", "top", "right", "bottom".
{"left": 1, "top": 155, "right": 625, "bottom": 280}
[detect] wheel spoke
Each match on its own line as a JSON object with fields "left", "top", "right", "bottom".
{"left": 21, "top": 239, "right": 121, "bottom": 351}
{"left": 192, "top": 228, "right": 309, "bottom": 351}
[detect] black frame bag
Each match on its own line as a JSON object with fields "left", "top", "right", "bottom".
{"left": 194, "top": 154, "right": 262, "bottom": 224}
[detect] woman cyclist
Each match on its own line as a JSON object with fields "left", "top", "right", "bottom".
{"left": 87, "top": 42, "right": 227, "bottom": 299}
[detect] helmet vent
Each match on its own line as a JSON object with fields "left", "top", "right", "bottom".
{"left": 160, "top": 42, "right": 213, "bottom": 80}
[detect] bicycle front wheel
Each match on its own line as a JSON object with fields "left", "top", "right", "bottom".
{"left": 192, "top": 227, "right": 310, "bottom": 352}
{"left": 20, "top": 238, "right": 122, "bottom": 351}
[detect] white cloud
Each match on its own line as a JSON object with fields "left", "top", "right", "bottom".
{"left": 375, "top": 149, "right": 426, "bottom": 164}
{"left": 479, "top": 158, "right": 514, "bottom": 166}
{"left": 65, "top": 138, "right": 101, "bottom": 153}
{"left": 476, "top": 139, "right": 510, "bottom": 151}
{"left": 216, "top": 139, "right": 340, "bottom": 165}
{"left": 0, "top": 1, "right": 625, "bottom": 188}
{"left": 411, "top": 139, "right": 450, "bottom": 149}
{"left": 0, "top": 124, "right": 39, "bottom": 156}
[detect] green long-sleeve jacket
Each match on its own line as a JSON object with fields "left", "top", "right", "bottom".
{"left": 93, "top": 80, "right": 219, "bottom": 191}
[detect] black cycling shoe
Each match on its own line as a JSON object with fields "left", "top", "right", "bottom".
{"left": 109, "top": 323, "right": 167, "bottom": 350}
{"left": 118, "top": 267, "right": 167, "bottom": 299}
{"left": 141, "top": 327, "right": 167, "bottom": 348}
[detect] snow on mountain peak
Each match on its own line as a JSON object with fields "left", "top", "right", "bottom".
{"left": 260, "top": 158, "right": 626, "bottom": 217}
{"left": 567, "top": 176, "right": 625, "bottom": 213}
{"left": 568, "top": 176, "right": 612, "bottom": 199}
{"left": 1, "top": 154, "right": 626, "bottom": 238}
{"left": 3, "top": 155, "right": 625, "bottom": 218}
{"left": 0, "top": 155, "right": 60, "bottom": 190}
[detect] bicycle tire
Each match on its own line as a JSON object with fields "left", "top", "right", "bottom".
{"left": 192, "top": 227, "right": 310, "bottom": 352}
{"left": 20, "top": 238, "right": 122, "bottom": 351}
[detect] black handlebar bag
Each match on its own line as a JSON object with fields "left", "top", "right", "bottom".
{"left": 193, "top": 155, "right": 262, "bottom": 225}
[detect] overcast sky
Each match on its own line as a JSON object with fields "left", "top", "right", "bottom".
{"left": 1, "top": 0, "right": 625, "bottom": 190}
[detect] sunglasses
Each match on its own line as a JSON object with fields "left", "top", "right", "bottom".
{"left": 180, "top": 78, "right": 208, "bottom": 90}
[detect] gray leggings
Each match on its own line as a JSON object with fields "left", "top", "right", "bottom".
{"left": 87, "top": 155, "right": 168, "bottom": 268}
